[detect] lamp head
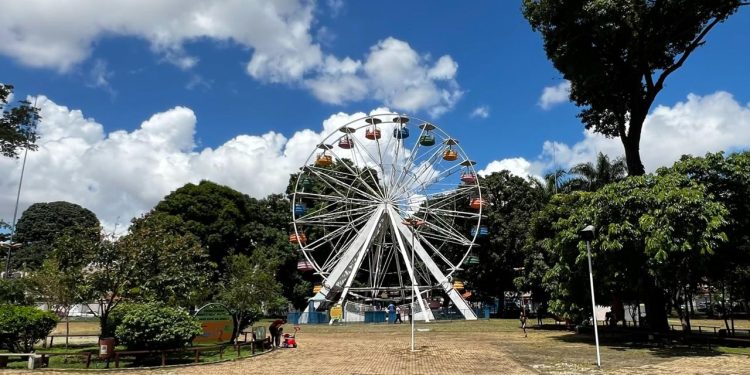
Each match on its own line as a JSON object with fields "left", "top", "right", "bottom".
{"left": 579, "top": 225, "right": 595, "bottom": 241}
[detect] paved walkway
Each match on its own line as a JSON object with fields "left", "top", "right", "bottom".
{"left": 7, "top": 321, "right": 750, "bottom": 374}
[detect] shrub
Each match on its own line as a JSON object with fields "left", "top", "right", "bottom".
{"left": 114, "top": 302, "right": 202, "bottom": 350}
{"left": 0, "top": 305, "right": 58, "bottom": 352}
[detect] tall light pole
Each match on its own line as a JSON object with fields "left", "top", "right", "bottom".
{"left": 4, "top": 98, "right": 37, "bottom": 278}
{"left": 404, "top": 217, "right": 422, "bottom": 352}
{"left": 580, "top": 225, "right": 601, "bottom": 367}
{"left": 4, "top": 143, "right": 29, "bottom": 278}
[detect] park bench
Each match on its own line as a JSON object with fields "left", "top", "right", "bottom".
{"left": 0, "top": 353, "right": 45, "bottom": 369}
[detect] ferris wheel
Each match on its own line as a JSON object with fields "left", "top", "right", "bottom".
{"left": 290, "top": 113, "right": 486, "bottom": 322}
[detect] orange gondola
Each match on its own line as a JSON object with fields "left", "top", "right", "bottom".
{"left": 315, "top": 154, "right": 333, "bottom": 167}
{"left": 469, "top": 197, "right": 485, "bottom": 210}
{"left": 289, "top": 233, "right": 307, "bottom": 245}
{"left": 443, "top": 138, "right": 459, "bottom": 161}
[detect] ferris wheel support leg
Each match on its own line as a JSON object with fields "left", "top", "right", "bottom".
{"left": 387, "top": 209, "right": 431, "bottom": 322}
{"left": 391, "top": 209, "right": 477, "bottom": 321}
{"left": 300, "top": 206, "right": 386, "bottom": 324}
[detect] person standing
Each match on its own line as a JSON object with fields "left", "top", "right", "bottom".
{"left": 387, "top": 302, "right": 396, "bottom": 323}
{"left": 520, "top": 310, "right": 528, "bottom": 338}
{"left": 269, "top": 318, "right": 286, "bottom": 348}
{"left": 395, "top": 306, "right": 403, "bottom": 323}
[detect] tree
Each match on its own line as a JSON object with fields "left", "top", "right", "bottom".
{"left": 120, "top": 213, "right": 214, "bottom": 307}
{"left": 27, "top": 258, "right": 86, "bottom": 348}
{"left": 523, "top": 0, "right": 746, "bottom": 175}
{"left": 151, "top": 180, "right": 260, "bottom": 267}
{"left": 528, "top": 173, "right": 727, "bottom": 331}
{"left": 13, "top": 201, "right": 100, "bottom": 269}
{"left": 661, "top": 151, "right": 750, "bottom": 328}
{"left": 217, "top": 250, "right": 287, "bottom": 342}
{"left": 467, "top": 171, "right": 545, "bottom": 302}
{"left": 86, "top": 215, "right": 213, "bottom": 337}
{"left": 27, "top": 230, "right": 97, "bottom": 347}
{"left": 567, "top": 153, "right": 627, "bottom": 191}
{"left": 1, "top": 84, "right": 39, "bottom": 158}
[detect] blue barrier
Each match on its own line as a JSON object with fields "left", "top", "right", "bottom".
{"left": 364, "top": 311, "right": 387, "bottom": 323}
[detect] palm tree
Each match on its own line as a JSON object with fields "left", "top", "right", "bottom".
{"left": 567, "top": 152, "right": 627, "bottom": 191}
{"left": 531, "top": 168, "right": 569, "bottom": 201}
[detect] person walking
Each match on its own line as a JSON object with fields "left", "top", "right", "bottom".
{"left": 520, "top": 309, "right": 528, "bottom": 338}
{"left": 395, "top": 306, "right": 403, "bottom": 323}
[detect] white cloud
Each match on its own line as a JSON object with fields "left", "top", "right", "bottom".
{"left": 470, "top": 106, "right": 489, "bottom": 119}
{"left": 306, "top": 38, "right": 463, "bottom": 117}
{"left": 0, "top": 96, "right": 394, "bottom": 231}
{"left": 87, "top": 59, "right": 116, "bottom": 97}
{"left": 0, "top": 2, "right": 463, "bottom": 116}
{"left": 482, "top": 91, "right": 750, "bottom": 179}
{"left": 478, "top": 158, "right": 544, "bottom": 180}
{"left": 0, "top": 0, "right": 322, "bottom": 83}
{"left": 538, "top": 80, "right": 571, "bottom": 110}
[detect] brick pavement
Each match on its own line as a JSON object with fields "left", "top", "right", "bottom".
{"left": 5, "top": 321, "right": 750, "bottom": 374}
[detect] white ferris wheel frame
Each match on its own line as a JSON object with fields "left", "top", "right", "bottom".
{"left": 291, "top": 113, "right": 482, "bottom": 322}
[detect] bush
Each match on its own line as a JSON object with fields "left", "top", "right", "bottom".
{"left": 114, "top": 302, "right": 202, "bottom": 350}
{"left": 0, "top": 305, "right": 58, "bottom": 352}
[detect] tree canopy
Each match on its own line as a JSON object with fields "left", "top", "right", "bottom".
{"left": 521, "top": 170, "right": 728, "bottom": 330}
{"left": 523, "top": 0, "right": 745, "bottom": 175}
{"left": 0, "top": 84, "right": 39, "bottom": 158}
{"left": 13, "top": 201, "right": 100, "bottom": 269}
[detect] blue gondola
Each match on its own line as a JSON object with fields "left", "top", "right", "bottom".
{"left": 294, "top": 203, "right": 306, "bottom": 216}
{"left": 394, "top": 127, "right": 410, "bottom": 139}
{"left": 470, "top": 226, "right": 489, "bottom": 237}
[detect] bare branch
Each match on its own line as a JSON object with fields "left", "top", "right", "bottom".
{"left": 653, "top": 15, "right": 725, "bottom": 93}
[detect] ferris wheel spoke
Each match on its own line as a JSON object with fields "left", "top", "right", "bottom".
{"left": 326, "top": 149, "right": 384, "bottom": 199}
{"left": 342, "top": 134, "right": 387, "bottom": 198}
{"left": 296, "top": 192, "right": 375, "bottom": 208}
{"left": 307, "top": 166, "right": 381, "bottom": 202}
{"left": 421, "top": 208, "right": 481, "bottom": 220}
{"left": 303, "top": 214, "right": 372, "bottom": 250}
{"left": 391, "top": 136, "right": 444, "bottom": 194}
{"left": 297, "top": 204, "right": 378, "bottom": 225}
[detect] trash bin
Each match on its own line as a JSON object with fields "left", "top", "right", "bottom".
{"left": 98, "top": 337, "right": 115, "bottom": 359}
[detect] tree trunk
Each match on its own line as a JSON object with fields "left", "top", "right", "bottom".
{"left": 621, "top": 135, "right": 646, "bottom": 176}
{"left": 65, "top": 309, "right": 70, "bottom": 348}
{"left": 683, "top": 285, "right": 691, "bottom": 333}
{"left": 645, "top": 278, "right": 669, "bottom": 332}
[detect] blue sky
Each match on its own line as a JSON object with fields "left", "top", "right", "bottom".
{"left": 1, "top": 1, "right": 750, "bottom": 228}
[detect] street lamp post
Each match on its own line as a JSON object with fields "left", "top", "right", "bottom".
{"left": 580, "top": 225, "right": 601, "bottom": 367}
{"left": 4, "top": 98, "right": 36, "bottom": 279}
{"left": 404, "top": 217, "right": 422, "bottom": 352}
